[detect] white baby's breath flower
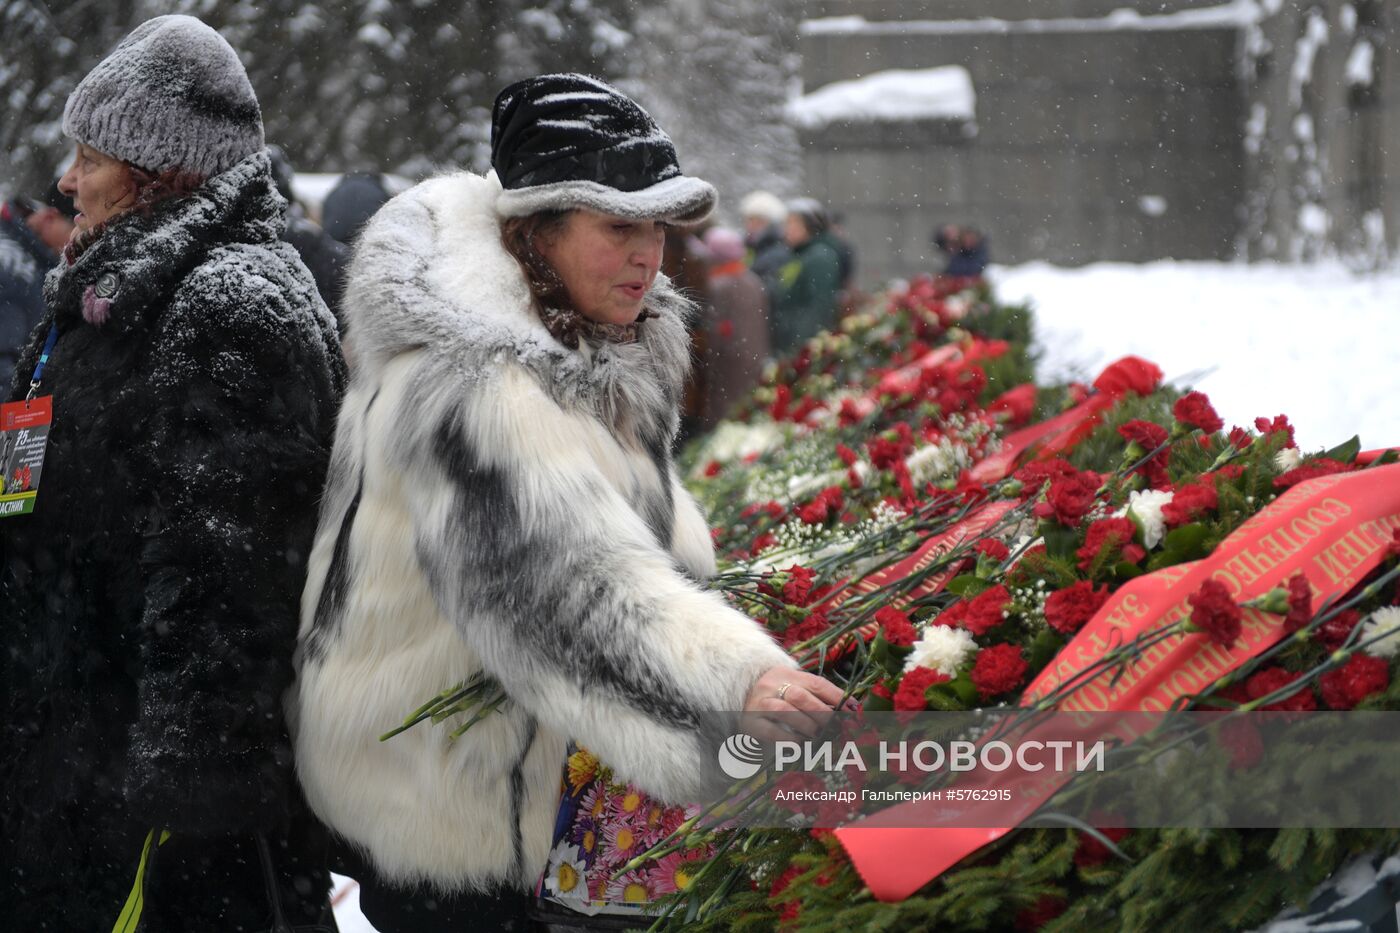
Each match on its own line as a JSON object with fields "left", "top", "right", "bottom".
{"left": 1123, "top": 488, "right": 1175, "bottom": 549}
{"left": 1274, "top": 446, "right": 1304, "bottom": 472}
{"left": 1359, "top": 607, "right": 1400, "bottom": 659}
{"left": 903, "top": 624, "right": 977, "bottom": 677}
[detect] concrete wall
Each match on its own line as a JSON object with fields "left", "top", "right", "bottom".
{"left": 799, "top": 0, "right": 1395, "bottom": 285}
{"left": 801, "top": 12, "right": 1246, "bottom": 284}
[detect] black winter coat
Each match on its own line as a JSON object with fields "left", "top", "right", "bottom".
{"left": 0, "top": 151, "right": 346, "bottom": 931}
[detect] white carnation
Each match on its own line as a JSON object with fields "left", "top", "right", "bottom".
{"left": 1274, "top": 446, "right": 1303, "bottom": 472}
{"left": 906, "top": 439, "right": 970, "bottom": 485}
{"left": 786, "top": 468, "right": 845, "bottom": 502}
{"left": 1359, "top": 607, "right": 1400, "bottom": 659}
{"left": 1124, "top": 488, "right": 1175, "bottom": 549}
{"left": 695, "top": 420, "right": 785, "bottom": 471}
{"left": 903, "top": 625, "right": 977, "bottom": 677}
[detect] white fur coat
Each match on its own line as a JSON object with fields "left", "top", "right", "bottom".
{"left": 291, "top": 171, "right": 793, "bottom": 894}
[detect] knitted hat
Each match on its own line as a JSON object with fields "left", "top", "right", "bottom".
{"left": 62, "top": 15, "right": 264, "bottom": 179}
{"left": 490, "top": 73, "right": 716, "bottom": 225}
{"left": 702, "top": 227, "right": 747, "bottom": 265}
{"left": 739, "top": 191, "right": 787, "bottom": 225}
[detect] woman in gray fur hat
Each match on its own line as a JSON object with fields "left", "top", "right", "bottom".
{"left": 292, "top": 73, "right": 845, "bottom": 931}
{"left": 0, "top": 15, "right": 345, "bottom": 930}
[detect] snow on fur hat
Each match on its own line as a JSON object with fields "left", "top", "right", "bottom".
{"left": 63, "top": 15, "right": 264, "bottom": 179}
{"left": 490, "top": 73, "right": 716, "bottom": 225}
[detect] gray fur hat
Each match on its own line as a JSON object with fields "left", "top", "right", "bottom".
{"left": 62, "top": 15, "right": 264, "bottom": 179}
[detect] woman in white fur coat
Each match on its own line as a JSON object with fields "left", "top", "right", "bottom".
{"left": 292, "top": 74, "right": 845, "bottom": 931}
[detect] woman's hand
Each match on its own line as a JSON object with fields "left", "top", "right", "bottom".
{"left": 742, "top": 666, "right": 850, "bottom": 741}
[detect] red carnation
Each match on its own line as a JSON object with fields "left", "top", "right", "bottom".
{"left": 751, "top": 532, "right": 776, "bottom": 555}
{"left": 768, "top": 384, "right": 792, "bottom": 421}
{"left": 1254, "top": 414, "right": 1296, "bottom": 447}
{"left": 1283, "top": 573, "right": 1313, "bottom": 634}
{"left": 1119, "top": 419, "right": 1171, "bottom": 486}
{"left": 1244, "top": 667, "right": 1317, "bottom": 712}
{"left": 1037, "top": 470, "right": 1101, "bottom": 526}
{"left": 781, "top": 565, "right": 817, "bottom": 606}
{"left": 1274, "top": 458, "right": 1351, "bottom": 491}
{"left": 1044, "top": 581, "right": 1112, "bottom": 635}
{"left": 1076, "top": 517, "right": 1145, "bottom": 573}
{"left": 1320, "top": 655, "right": 1390, "bottom": 710}
{"left": 875, "top": 606, "right": 918, "bottom": 648}
{"left": 782, "top": 610, "right": 830, "bottom": 649}
{"left": 1317, "top": 609, "right": 1362, "bottom": 650}
{"left": 1162, "top": 480, "right": 1218, "bottom": 527}
{"left": 702, "top": 460, "right": 723, "bottom": 477}
{"left": 1228, "top": 426, "right": 1254, "bottom": 450}
{"left": 935, "top": 601, "right": 969, "bottom": 629}
{"left": 962, "top": 585, "right": 1011, "bottom": 636}
{"left": 1118, "top": 419, "right": 1169, "bottom": 453}
{"left": 1188, "top": 579, "right": 1242, "bottom": 649}
{"left": 976, "top": 538, "right": 1011, "bottom": 562}
{"left": 1173, "top": 391, "right": 1224, "bottom": 434}
{"left": 970, "top": 644, "right": 1030, "bottom": 699}
{"left": 894, "top": 666, "right": 950, "bottom": 711}
{"left": 1093, "top": 355, "right": 1163, "bottom": 397}
{"left": 1014, "top": 458, "right": 1078, "bottom": 497}
{"left": 835, "top": 443, "right": 859, "bottom": 467}
{"left": 797, "top": 486, "right": 845, "bottom": 525}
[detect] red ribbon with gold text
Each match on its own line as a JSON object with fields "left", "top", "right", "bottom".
{"left": 836, "top": 463, "right": 1400, "bottom": 901}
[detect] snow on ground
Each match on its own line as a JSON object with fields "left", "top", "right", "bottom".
{"left": 989, "top": 260, "right": 1400, "bottom": 452}
{"left": 787, "top": 66, "right": 976, "bottom": 128}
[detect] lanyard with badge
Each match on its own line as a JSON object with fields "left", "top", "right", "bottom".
{"left": 0, "top": 326, "right": 58, "bottom": 517}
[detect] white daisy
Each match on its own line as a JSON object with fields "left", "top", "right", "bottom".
{"left": 543, "top": 840, "right": 588, "bottom": 900}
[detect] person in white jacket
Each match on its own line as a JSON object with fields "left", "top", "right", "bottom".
{"left": 291, "top": 73, "right": 843, "bottom": 931}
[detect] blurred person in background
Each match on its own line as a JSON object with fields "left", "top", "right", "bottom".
{"left": 771, "top": 197, "right": 843, "bottom": 356}
{"left": 934, "top": 223, "right": 990, "bottom": 278}
{"left": 700, "top": 225, "right": 768, "bottom": 428}
{"left": 268, "top": 143, "right": 348, "bottom": 326}
{"left": 665, "top": 222, "right": 711, "bottom": 443}
{"left": 0, "top": 182, "right": 75, "bottom": 376}
{"left": 0, "top": 15, "right": 345, "bottom": 930}
{"left": 739, "top": 189, "right": 790, "bottom": 296}
{"left": 321, "top": 170, "right": 391, "bottom": 246}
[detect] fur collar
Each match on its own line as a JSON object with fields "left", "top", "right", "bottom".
{"left": 342, "top": 171, "right": 694, "bottom": 448}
